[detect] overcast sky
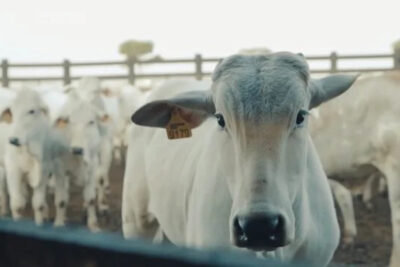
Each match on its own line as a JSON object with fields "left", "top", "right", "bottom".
{"left": 0, "top": 0, "right": 399, "bottom": 62}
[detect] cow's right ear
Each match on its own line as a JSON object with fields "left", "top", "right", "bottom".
{"left": 0, "top": 108, "right": 12, "bottom": 124}
{"left": 101, "top": 88, "right": 112, "bottom": 97}
{"left": 55, "top": 117, "right": 69, "bottom": 129}
{"left": 131, "top": 90, "right": 215, "bottom": 129}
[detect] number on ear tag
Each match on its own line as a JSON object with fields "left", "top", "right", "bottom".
{"left": 166, "top": 108, "right": 192, "bottom": 140}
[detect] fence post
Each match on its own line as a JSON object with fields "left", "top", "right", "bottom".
{"left": 63, "top": 59, "right": 71, "bottom": 85}
{"left": 1, "top": 60, "right": 9, "bottom": 87}
{"left": 195, "top": 54, "right": 203, "bottom": 80}
{"left": 330, "top": 52, "right": 338, "bottom": 73}
{"left": 393, "top": 45, "right": 400, "bottom": 69}
{"left": 127, "top": 58, "right": 135, "bottom": 85}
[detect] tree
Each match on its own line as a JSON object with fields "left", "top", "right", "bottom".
{"left": 238, "top": 47, "right": 272, "bottom": 55}
{"left": 119, "top": 40, "right": 154, "bottom": 60}
{"left": 393, "top": 39, "right": 400, "bottom": 52}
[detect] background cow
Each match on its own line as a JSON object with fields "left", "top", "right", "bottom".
{"left": 4, "top": 89, "right": 70, "bottom": 227}
{"left": 310, "top": 72, "right": 400, "bottom": 266}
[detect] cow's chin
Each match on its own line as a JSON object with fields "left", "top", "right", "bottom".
{"left": 233, "top": 240, "right": 283, "bottom": 252}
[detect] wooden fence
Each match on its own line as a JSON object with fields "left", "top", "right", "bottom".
{"left": 1, "top": 51, "right": 400, "bottom": 87}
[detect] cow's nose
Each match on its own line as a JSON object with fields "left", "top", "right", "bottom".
{"left": 9, "top": 137, "right": 21, "bottom": 147}
{"left": 234, "top": 213, "right": 286, "bottom": 249}
{"left": 72, "top": 147, "right": 84, "bottom": 155}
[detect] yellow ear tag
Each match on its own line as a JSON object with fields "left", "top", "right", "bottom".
{"left": 166, "top": 109, "right": 192, "bottom": 140}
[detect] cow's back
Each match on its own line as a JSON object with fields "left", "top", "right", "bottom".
{"left": 310, "top": 73, "right": 400, "bottom": 177}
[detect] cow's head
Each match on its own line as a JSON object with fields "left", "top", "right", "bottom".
{"left": 8, "top": 89, "right": 48, "bottom": 124}
{"left": 132, "top": 52, "right": 358, "bottom": 252}
{"left": 54, "top": 99, "right": 103, "bottom": 163}
{"left": 4, "top": 89, "right": 49, "bottom": 146}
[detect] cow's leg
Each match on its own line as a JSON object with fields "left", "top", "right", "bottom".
{"left": 362, "top": 173, "right": 379, "bottom": 209}
{"left": 113, "top": 137, "right": 123, "bottom": 165}
{"left": 96, "top": 165, "right": 110, "bottom": 213}
{"left": 384, "top": 164, "right": 400, "bottom": 267}
{"left": 97, "top": 141, "right": 112, "bottom": 213}
{"left": 6, "top": 164, "right": 26, "bottom": 220}
{"left": 122, "top": 147, "right": 157, "bottom": 239}
{"left": 31, "top": 164, "right": 49, "bottom": 225}
{"left": 0, "top": 167, "right": 8, "bottom": 216}
{"left": 32, "top": 183, "right": 48, "bottom": 225}
{"left": 153, "top": 228, "right": 172, "bottom": 244}
{"left": 54, "top": 171, "right": 69, "bottom": 227}
{"left": 31, "top": 162, "right": 50, "bottom": 224}
{"left": 84, "top": 176, "right": 100, "bottom": 232}
{"left": 329, "top": 179, "right": 357, "bottom": 245}
{"left": 96, "top": 173, "right": 109, "bottom": 213}
{"left": 379, "top": 176, "right": 387, "bottom": 195}
{"left": 122, "top": 179, "right": 158, "bottom": 239}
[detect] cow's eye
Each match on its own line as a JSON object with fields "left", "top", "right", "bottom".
{"left": 296, "top": 110, "right": 308, "bottom": 127}
{"left": 88, "top": 120, "right": 95, "bottom": 125}
{"left": 28, "top": 110, "right": 35, "bottom": 115}
{"left": 215, "top": 113, "right": 225, "bottom": 128}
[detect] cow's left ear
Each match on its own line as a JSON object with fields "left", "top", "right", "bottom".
{"left": 0, "top": 108, "right": 12, "bottom": 124}
{"left": 309, "top": 74, "right": 359, "bottom": 109}
{"left": 131, "top": 90, "right": 215, "bottom": 129}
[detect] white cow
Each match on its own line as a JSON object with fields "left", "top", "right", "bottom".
{"left": 0, "top": 88, "right": 16, "bottom": 216}
{"left": 54, "top": 91, "right": 106, "bottom": 231}
{"left": 4, "top": 89, "right": 70, "bottom": 226}
{"left": 122, "top": 52, "right": 358, "bottom": 266}
{"left": 309, "top": 72, "right": 400, "bottom": 266}
{"left": 74, "top": 78, "right": 116, "bottom": 212}
{"left": 61, "top": 78, "right": 115, "bottom": 213}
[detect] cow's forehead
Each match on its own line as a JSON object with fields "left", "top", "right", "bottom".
{"left": 70, "top": 102, "right": 96, "bottom": 123}
{"left": 213, "top": 52, "right": 309, "bottom": 122}
{"left": 13, "top": 89, "right": 43, "bottom": 109}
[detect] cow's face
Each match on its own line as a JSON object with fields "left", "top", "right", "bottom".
{"left": 212, "top": 53, "right": 312, "bottom": 250}
{"left": 55, "top": 100, "right": 102, "bottom": 163}
{"left": 10, "top": 89, "right": 48, "bottom": 126}
{"left": 131, "top": 52, "right": 358, "bottom": 252}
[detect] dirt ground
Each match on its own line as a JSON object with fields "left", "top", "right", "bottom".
{"left": 19, "top": 161, "right": 393, "bottom": 266}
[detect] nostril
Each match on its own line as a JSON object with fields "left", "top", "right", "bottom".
{"left": 9, "top": 137, "right": 21, "bottom": 147}
{"left": 266, "top": 216, "right": 280, "bottom": 233}
{"left": 234, "top": 217, "right": 244, "bottom": 235}
{"left": 72, "top": 147, "right": 84, "bottom": 155}
{"left": 233, "top": 217, "right": 247, "bottom": 245}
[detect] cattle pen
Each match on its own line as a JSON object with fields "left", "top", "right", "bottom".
{"left": 1, "top": 50, "right": 400, "bottom": 87}
{"left": 0, "top": 50, "right": 399, "bottom": 267}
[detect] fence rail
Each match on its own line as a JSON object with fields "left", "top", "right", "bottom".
{"left": 1, "top": 51, "right": 400, "bottom": 87}
{"left": 0, "top": 218, "right": 304, "bottom": 267}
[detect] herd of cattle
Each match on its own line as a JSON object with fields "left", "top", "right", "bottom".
{"left": 0, "top": 51, "right": 400, "bottom": 266}
{"left": 0, "top": 77, "right": 146, "bottom": 231}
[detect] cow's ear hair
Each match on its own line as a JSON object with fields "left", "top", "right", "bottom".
{"left": 41, "top": 106, "right": 49, "bottom": 117}
{"left": 100, "top": 114, "right": 109, "bottom": 122}
{"left": 0, "top": 108, "right": 12, "bottom": 124}
{"left": 131, "top": 90, "right": 215, "bottom": 129}
{"left": 54, "top": 117, "right": 69, "bottom": 129}
{"left": 101, "top": 88, "right": 112, "bottom": 97}
{"left": 309, "top": 74, "right": 359, "bottom": 109}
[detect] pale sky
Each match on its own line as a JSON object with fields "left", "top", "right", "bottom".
{"left": 1, "top": 0, "right": 399, "bottom": 62}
